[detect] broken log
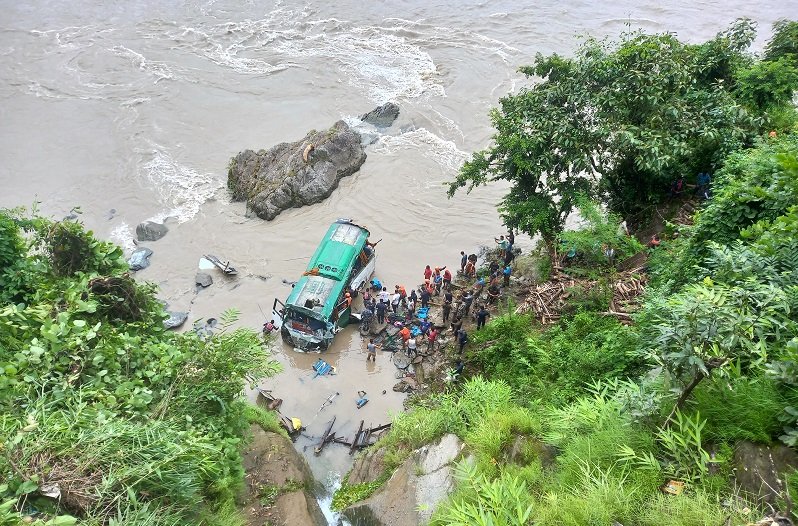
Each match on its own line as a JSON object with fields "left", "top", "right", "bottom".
{"left": 314, "top": 417, "right": 336, "bottom": 455}
{"left": 349, "top": 420, "right": 364, "bottom": 456}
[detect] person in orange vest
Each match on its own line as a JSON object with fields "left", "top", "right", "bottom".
{"left": 344, "top": 292, "right": 353, "bottom": 308}
{"left": 423, "top": 265, "right": 433, "bottom": 281}
{"left": 399, "top": 326, "right": 411, "bottom": 349}
{"left": 395, "top": 284, "right": 407, "bottom": 299}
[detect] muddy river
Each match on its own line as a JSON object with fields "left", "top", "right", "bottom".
{"left": 2, "top": 0, "right": 795, "bottom": 521}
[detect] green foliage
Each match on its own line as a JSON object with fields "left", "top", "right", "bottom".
{"left": 689, "top": 136, "right": 798, "bottom": 258}
{"left": 735, "top": 57, "right": 798, "bottom": 113}
{"left": 691, "top": 376, "right": 786, "bottom": 442}
{"left": 559, "top": 197, "right": 644, "bottom": 268}
{"left": 448, "top": 20, "right": 765, "bottom": 242}
{"left": 430, "top": 461, "right": 533, "bottom": 526}
{"left": 638, "top": 491, "right": 754, "bottom": 526}
{"left": 0, "top": 211, "right": 281, "bottom": 524}
{"left": 470, "top": 311, "right": 642, "bottom": 405}
{"left": 242, "top": 404, "right": 288, "bottom": 437}
{"left": 764, "top": 19, "right": 798, "bottom": 64}
{"left": 331, "top": 479, "right": 385, "bottom": 511}
{"left": 655, "top": 411, "right": 712, "bottom": 483}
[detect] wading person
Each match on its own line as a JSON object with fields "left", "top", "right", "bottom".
{"left": 366, "top": 338, "right": 377, "bottom": 362}
{"left": 460, "top": 251, "right": 467, "bottom": 273}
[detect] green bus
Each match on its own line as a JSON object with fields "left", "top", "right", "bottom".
{"left": 272, "top": 219, "right": 376, "bottom": 351}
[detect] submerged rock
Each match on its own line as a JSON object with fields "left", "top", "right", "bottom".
{"left": 195, "top": 271, "right": 213, "bottom": 288}
{"left": 128, "top": 247, "right": 153, "bottom": 271}
{"left": 228, "top": 120, "right": 366, "bottom": 221}
{"left": 136, "top": 221, "right": 168, "bottom": 242}
{"left": 360, "top": 102, "right": 400, "bottom": 128}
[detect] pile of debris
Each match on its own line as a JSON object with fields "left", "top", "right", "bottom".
{"left": 515, "top": 266, "right": 647, "bottom": 325}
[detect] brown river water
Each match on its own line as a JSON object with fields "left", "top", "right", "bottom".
{"left": 2, "top": 0, "right": 795, "bottom": 521}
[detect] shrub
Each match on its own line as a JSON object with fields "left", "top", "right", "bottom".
{"left": 691, "top": 376, "right": 785, "bottom": 442}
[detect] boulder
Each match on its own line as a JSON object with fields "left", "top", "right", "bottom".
{"left": 343, "top": 433, "right": 464, "bottom": 526}
{"left": 228, "top": 120, "right": 366, "bottom": 221}
{"left": 195, "top": 272, "right": 213, "bottom": 288}
{"left": 128, "top": 247, "right": 153, "bottom": 271}
{"left": 240, "top": 425, "right": 326, "bottom": 526}
{"left": 348, "top": 447, "right": 388, "bottom": 486}
{"left": 163, "top": 311, "right": 188, "bottom": 330}
{"left": 360, "top": 103, "right": 400, "bottom": 128}
{"left": 136, "top": 221, "right": 168, "bottom": 242}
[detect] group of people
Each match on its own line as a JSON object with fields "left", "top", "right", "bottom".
{"left": 359, "top": 232, "right": 517, "bottom": 363}
{"left": 670, "top": 171, "right": 713, "bottom": 200}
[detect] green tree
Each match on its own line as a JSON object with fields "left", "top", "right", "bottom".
{"left": 764, "top": 19, "right": 798, "bottom": 65}
{"left": 448, "top": 20, "right": 764, "bottom": 249}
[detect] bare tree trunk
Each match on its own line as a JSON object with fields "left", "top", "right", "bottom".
{"left": 664, "top": 372, "right": 706, "bottom": 427}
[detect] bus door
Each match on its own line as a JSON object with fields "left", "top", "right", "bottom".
{"left": 271, "top": 298, "right": 287, "bottom": 329}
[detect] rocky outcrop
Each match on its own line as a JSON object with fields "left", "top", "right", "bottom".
{"left": 228, "top": 120, "right": 366, "bottom": 221}
{"left": 360, "top": 103, "right": 400, "bottom": 128}
{"left": 240, "top": 425, "right": 326, "bottom": 526}
{"left": 733, "top": 440, "right": 798, "bottom": 506}
{"left": 343, "top": 434, "right": 465, "bottom": 526}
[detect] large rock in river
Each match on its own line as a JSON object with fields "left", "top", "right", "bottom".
{"left": 228, "top": 120, "right": 366, "bottom": 220}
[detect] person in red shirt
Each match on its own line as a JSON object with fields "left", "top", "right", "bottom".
{"left": 442, "top": 268, "right": 453, "bottom": 291}
{"left": 423, "top": 265, "right": 433, "bottom": 281}
{"left": 427, "top": 327, "right": 439, "bottom": 352}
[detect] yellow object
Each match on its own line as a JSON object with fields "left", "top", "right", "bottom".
{"left": 291, "top": 418, "right": 302, "bottom": 431}
{"left": 661, "top": 480, "right": 685, "bottom": 495}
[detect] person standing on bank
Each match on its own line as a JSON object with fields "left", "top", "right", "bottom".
{"left": 476, "top": 305, "right": 490, "bottom": 330}
{"left": 458, "top": 329, "right": 468, "bottom": 353}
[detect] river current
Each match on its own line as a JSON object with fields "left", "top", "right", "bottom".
{"left": 1, "top": 0, "right": 795, "bottom": 522}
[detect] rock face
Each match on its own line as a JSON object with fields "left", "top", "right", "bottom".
{"left": 228, "top": 120, "right": 366, "bottom": 221}
{"left": 136, "top": 221, "right": 168, "bottom": 242}
{"left": 240, "top": 425, "right": 326, "bottom": 526}
{"left": 360, "top": 102, "right": 400, "bottom": 128}
{"left": 733, "top": 440, "right": 798, "bottom": 505}
{"left": 343, "top": 434, "right": 464, "bottom": 526}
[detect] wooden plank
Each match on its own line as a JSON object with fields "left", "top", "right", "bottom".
{"left": 349, "top": 420, "right": 364, "bottom": 456}
{"left": 314, "top": 416, "right": 336, "bottom": 455}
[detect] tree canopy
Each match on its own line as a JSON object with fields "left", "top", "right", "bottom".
{"left": 448, "top": 20, "right": 798, "bottom": 247}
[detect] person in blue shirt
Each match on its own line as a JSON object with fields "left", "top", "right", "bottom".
{"left": 694, "top": 172, "right": 711, "bottom": 199}
{"left": 503, "top": 265, "right": 512, "bottom": 287}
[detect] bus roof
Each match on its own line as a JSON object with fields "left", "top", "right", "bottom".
{"left": 285, "top": 274, "right": 346, "bottom": 320}
{"left": 305, "top": 221, "right": 370, "bottom": 282}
